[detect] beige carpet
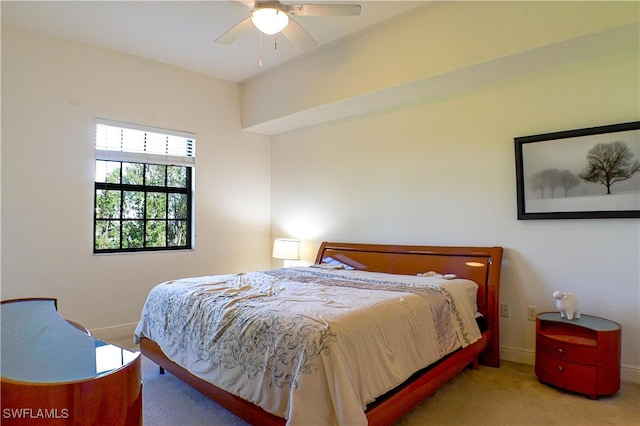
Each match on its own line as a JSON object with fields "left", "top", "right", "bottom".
{"left": 396, "top": 361, "right": 639, "bottom": 426}
{"left": 139, "top": 355, "right": 639, "bottom": 426}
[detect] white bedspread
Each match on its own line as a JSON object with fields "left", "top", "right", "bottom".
{"left": 134, "top": 267, "right": 481, "bottom": 425}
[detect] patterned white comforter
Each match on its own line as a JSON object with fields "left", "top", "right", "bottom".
{"left": 134, "top": 267, "right": 481, "bottom": 425}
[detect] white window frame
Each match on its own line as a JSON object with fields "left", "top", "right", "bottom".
{"left": 93, "top": 118, "right": 196, "bottom": 253}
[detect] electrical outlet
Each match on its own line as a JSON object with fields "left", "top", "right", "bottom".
{"left": 500, "top": 303, "right": 510, "bottom": 318}
{"left": 527, "top": 305, "right": 537, "bottom": 321}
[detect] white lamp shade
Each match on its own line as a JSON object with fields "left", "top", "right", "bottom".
{"left": 251, "top": 8, "right": 289, "bottom": 35}
{"left": 272, "top": 238, "right": 300, "bottom": 260}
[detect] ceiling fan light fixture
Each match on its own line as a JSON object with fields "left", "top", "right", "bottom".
{"left": 251, "top": 7, "right": 289, "bottom": 35}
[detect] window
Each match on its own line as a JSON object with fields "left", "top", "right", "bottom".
{"left": 94, "top": 119, "right": 195, "bottom": 253}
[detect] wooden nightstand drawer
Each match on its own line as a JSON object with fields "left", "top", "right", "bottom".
{"left": 536, "top": 353, "right": 597, "bottom": 395}
{"left": 536, "top": 334, "right": 597, "bottom": 365}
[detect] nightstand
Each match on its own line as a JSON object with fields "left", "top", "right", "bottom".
{"left": 535, "top": 312, "right": 621, "bottom": 399}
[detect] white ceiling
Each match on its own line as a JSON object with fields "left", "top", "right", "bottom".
{"left": 2, "top": 1, "right": 426, "bottom": 83}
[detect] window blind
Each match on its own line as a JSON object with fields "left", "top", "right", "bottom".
{"left": 95, "top": 118, "right": 195, "bottom": 166}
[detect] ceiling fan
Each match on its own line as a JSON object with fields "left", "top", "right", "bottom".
{"left": 215, "top": 1, "right": 362, "bottom": 52}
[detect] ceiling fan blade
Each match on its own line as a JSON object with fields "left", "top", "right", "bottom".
{"left": 281, "top": 17, "right": 318, "bottom": 51}
{"left": 287, "top": 4, "right": 361, "bottom": 16}
{"left": 214, "top": 17, "right": 254, "bottom": 44}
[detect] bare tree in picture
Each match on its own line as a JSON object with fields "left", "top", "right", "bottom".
{"left": 579, "top": 141, "right": 640, "bottom": 194}
{"left": 529, "top": 168, "right": 580, "bottom": 198}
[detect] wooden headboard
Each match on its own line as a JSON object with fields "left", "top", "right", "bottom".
{"left": 315, "top": 242, "right": 504, "bottom": 367}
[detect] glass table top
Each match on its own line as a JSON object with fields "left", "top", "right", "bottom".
{"left": 538, "top": 312, "right": 620, "bottom": 331}
{"left": 1, "top": 299, "right": 139, "bottom": 383}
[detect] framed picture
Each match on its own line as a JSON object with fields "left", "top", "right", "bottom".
{"left": 515, "top": 121, "right": 640, "bottom": 220}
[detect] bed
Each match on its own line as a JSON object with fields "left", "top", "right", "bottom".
{"left": 135, "top": 242, "right": 503, "bottom": 425}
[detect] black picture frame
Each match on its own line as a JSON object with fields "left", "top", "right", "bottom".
{"left": 515, "top": 121, "right": 640, "bottom": 220}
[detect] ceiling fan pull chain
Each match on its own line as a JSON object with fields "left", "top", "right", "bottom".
{"left": 259, "top": 32, "right": 263, "bottom": 67}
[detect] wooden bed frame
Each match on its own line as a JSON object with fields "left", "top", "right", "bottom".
{"left": 140, "top": 242, "right": 503, "bottom": 426}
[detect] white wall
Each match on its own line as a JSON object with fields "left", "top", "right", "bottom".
{"left": 268, "top": 11, "right": 640, "bottom": 381}
{"left": 1, "top": 27, "right": 272, "bottom": 336}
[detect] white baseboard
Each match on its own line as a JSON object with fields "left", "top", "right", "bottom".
{"left": 500, "top": 345, "right": 535, "bottom": 366}
{"left": 500, "top": 345, "right": 640, "bottom": 384}
{"left": 620, "top": 365, "right": 640, "bottom": 384}
{"left": 90, "top": 322, "right": 138, "bottom": 345}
